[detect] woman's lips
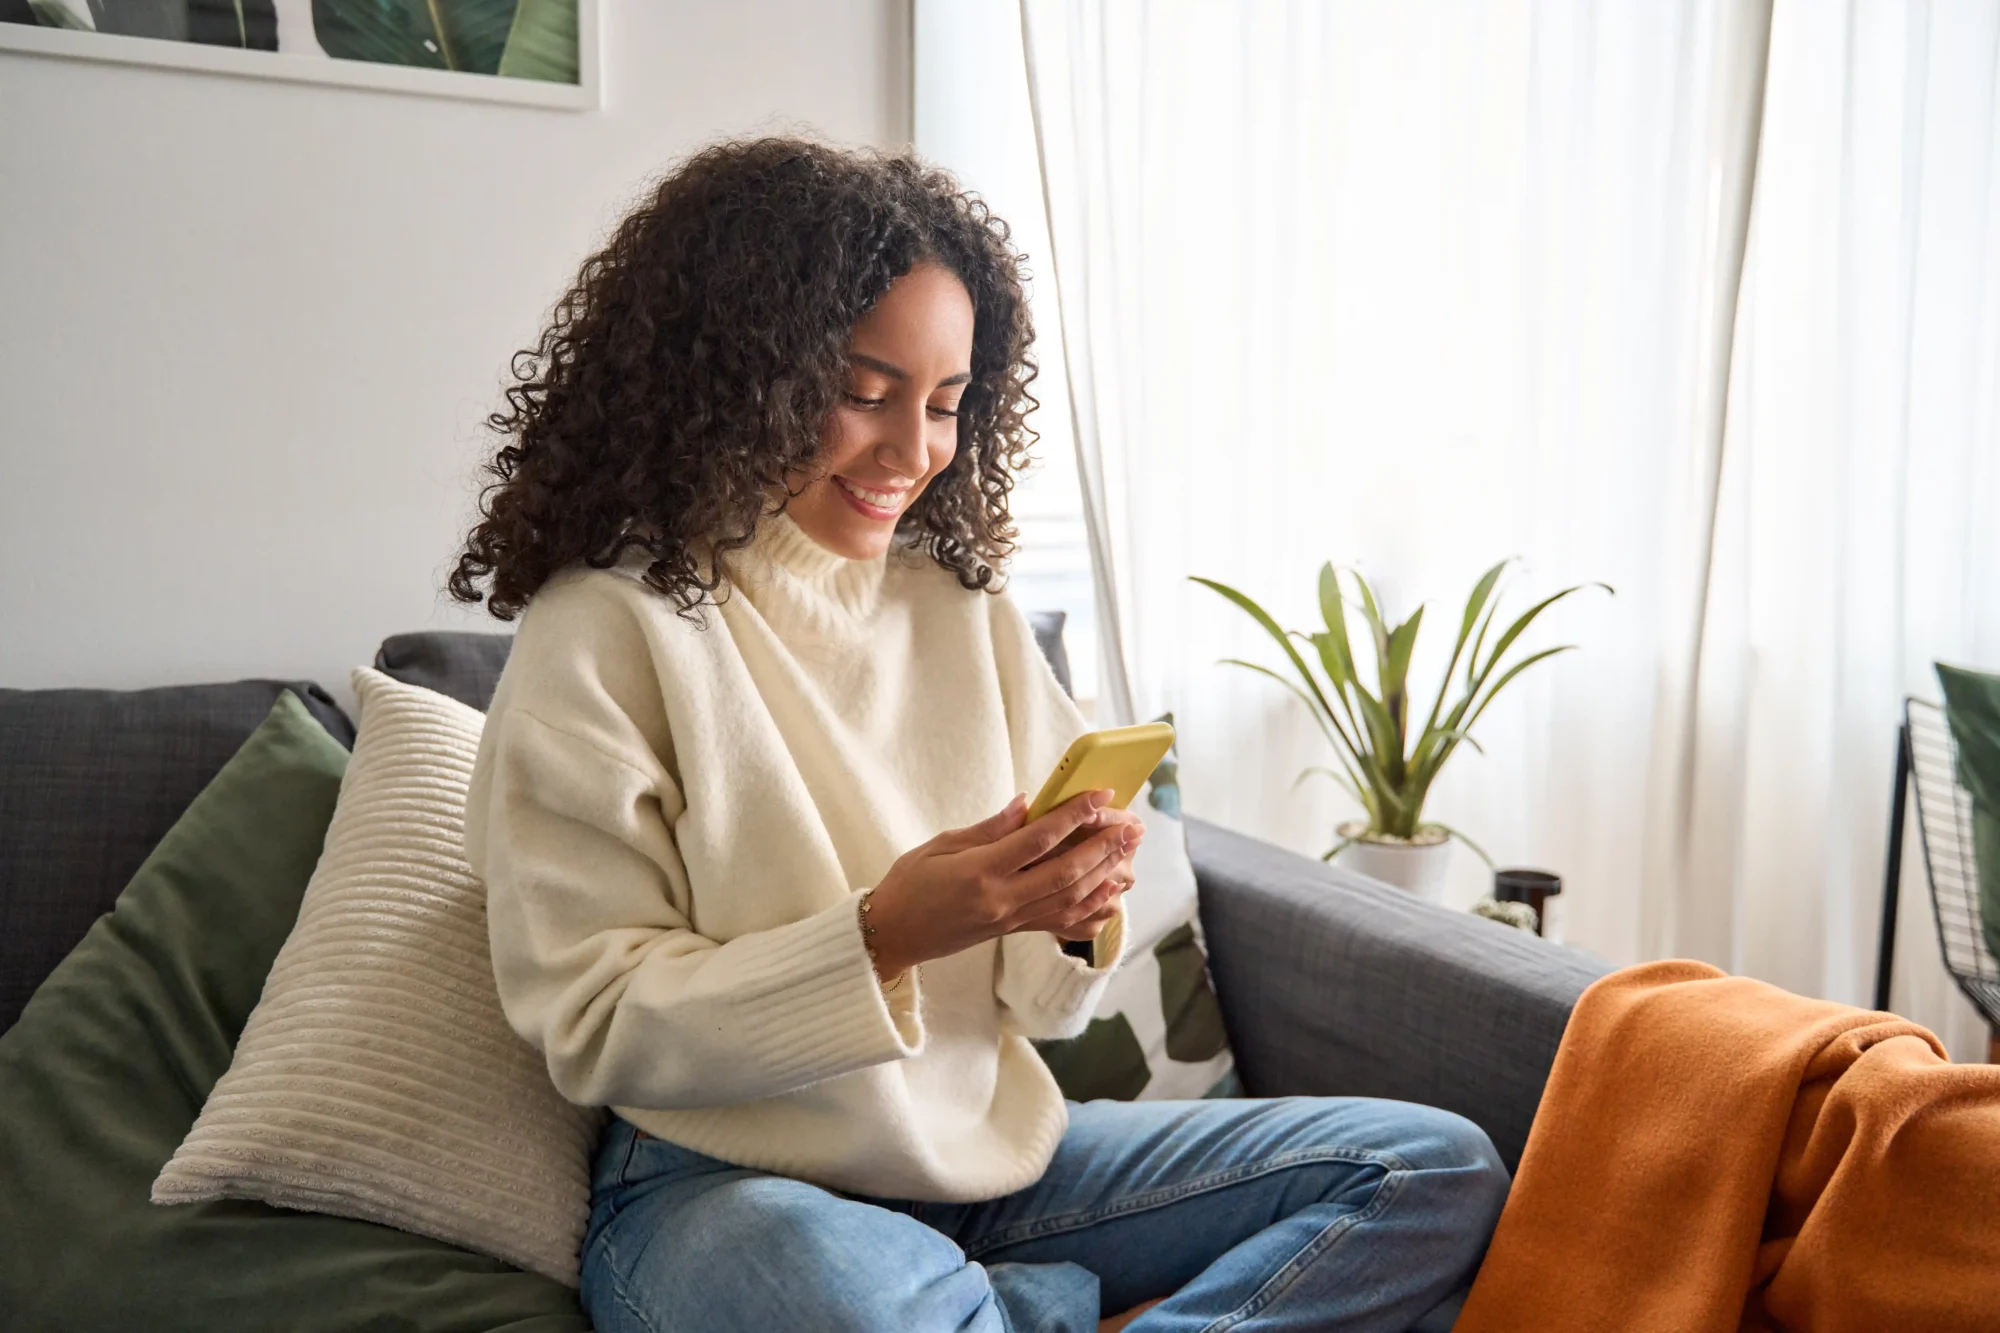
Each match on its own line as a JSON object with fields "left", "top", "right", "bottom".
{"left": 834, "top": 475, "right": 908, "bottom": 520}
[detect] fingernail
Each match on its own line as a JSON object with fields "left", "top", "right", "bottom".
{"left": 1090, "top": 789, "right": 1111, "bottom": 809}
{"left": 1009, "top": 793, "right": 1027, "bottom": 812}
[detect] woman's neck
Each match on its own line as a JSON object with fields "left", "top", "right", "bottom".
{"left": 726, "top": 508, "right": 892, "bottom": 631}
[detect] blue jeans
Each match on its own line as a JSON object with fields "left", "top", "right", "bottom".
{"left": 581, "top": 1096, "right": 1507, "bottom": 1332}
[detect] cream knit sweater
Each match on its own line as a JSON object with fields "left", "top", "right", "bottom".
{"left": 463, "top": 512, "right": 1125, "bottom": 1203}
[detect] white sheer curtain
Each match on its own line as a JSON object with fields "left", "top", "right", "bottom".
{"left": 1676, "top": 0, "right": 2000, "bottom": 1057}
{"left": 1020, "top": 0, "right": 1762, "bottom": 960}
{"left": 1018, "top": 0, "right": 2000, "bottom": 1053}
{"left": 914, "top": 0, "right": 1105, "bottom": 706}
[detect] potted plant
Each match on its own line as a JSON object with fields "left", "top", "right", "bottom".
{"left": 1192, "top": 561, "right": 1608, "bottom": 901}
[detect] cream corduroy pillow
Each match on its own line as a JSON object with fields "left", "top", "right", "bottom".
{"left": 153, "top": 667, "right": 603, "bottom": 1286}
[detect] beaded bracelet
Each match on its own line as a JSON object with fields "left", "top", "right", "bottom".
{"left": 857, "top": 888, "right": 904, "bottom": 992}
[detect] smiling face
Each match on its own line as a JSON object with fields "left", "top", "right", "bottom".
{"left": 785, "top": 261, "right": 977, "bottom": 560}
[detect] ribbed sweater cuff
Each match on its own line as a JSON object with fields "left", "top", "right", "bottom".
{"left": 724, "top": 893, "right": 926, "bottom": 1090}
{"left": 1037, "top": 906, "right": 1125, "bottom": 1014}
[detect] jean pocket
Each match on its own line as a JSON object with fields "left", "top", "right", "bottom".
{"left": 616, "top": 1125, "right": 733, "bottom": 1192}
{"left": 610, "top": 1121, "right": 642, "bottom": 1190}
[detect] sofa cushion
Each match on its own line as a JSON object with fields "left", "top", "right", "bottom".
{"left": 0, "top": 679, "right": 355, "bottom": 1034}
{"left": 1028, "top": 609, "right": 1074, "bottom": 697}
{"left": 375, "top": 630, "right": 515, "bottom": 713}
{"left": 0, "top": 689, "right": 585, "bottom": 1332}
{"left": 155, "top": 668, "right": 602, "bottom": 1286}
{"left": 376, "top": 609, "right": 1077, "bottom": 709}
{"left": 1936, "top": 662, "right": 2000, "bottom": 963}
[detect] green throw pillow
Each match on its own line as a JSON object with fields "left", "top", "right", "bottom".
{"left": 1036, "top": 715, "right": 1241, "bottom": 1102}
{"left": 0, "top": 691, "right": 587, "bottom": 1333}
{"left": 1936, "top": 663, "right": 2000, "bottom": 965}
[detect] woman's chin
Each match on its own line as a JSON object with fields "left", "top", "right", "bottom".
{"left": 791, "top": 503, "right": 899, "bottom": 560}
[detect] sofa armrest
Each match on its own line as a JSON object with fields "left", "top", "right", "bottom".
{"left": 1188, "top": 817, "right": 1610, "bottom": 1168}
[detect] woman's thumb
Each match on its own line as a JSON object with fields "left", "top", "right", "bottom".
{"left": 932, "top": 794, "right": 1028, "bottom": 852}
{"left": 971, "top": 793, "right": 1029, "bottom": 838}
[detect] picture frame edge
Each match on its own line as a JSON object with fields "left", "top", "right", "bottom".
{"left": 0, "top": 6, "right": 603, "bottom": 112}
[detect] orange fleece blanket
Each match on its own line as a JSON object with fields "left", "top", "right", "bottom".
{"left": 1456, "top": 960, "right": 2000, "bottom": 1332}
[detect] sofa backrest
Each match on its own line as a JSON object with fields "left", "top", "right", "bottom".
{"left": 1, "top": 610, "right": 1076, "bottom": 1033}
{"left": 372, "top": 632, "right": 514, "bottom": 712}
{"left": 0, "top": 681, "right": 353, "bottom": 1034}
{"left": 374, "top": 611, "right": 1076, "bottom": 711}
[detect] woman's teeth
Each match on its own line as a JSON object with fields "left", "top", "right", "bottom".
{"left": 836, "top": 477, "right": 902, "bottom": 509}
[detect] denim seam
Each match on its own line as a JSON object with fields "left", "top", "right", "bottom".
{"left": 598, "top": 1222, "right": 666, "bottom": 1333}
{"left": 615, "top": 1130, "right": 640, "bottom": 1188}
{"left": 960, "top": 1145, "right": 1407, "bottom": 1257}
{"left": 1197, "top": 1162, "right": 1406, "bottom": 1333}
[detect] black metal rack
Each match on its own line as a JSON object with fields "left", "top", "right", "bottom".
{"left": 1873, "top": 698, "right": 2000, "bottom": 1038}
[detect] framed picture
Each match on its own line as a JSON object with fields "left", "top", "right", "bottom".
{"left": 0, "top": 1, "right": 600, "bottom": 110}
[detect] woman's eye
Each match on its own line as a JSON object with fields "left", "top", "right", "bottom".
{"left": 927, "top": 404, "right": 962, "bottom": 420}
{"left": 843, "top": 392, "right": 887, "bottom": 409}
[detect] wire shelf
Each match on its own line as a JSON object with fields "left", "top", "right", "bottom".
{"left": 1907, "top": 698, "right": 2000, "bottom": 1027}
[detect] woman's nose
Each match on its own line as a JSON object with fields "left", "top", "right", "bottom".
{"left": 874, "top": 401, "right": 930, "bottom": 476}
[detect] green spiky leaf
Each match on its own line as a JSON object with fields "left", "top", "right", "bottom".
{"left": 1192, "top": 577, "right": 1336, "bottom": 722}
{"left": 1383, "top": 606, "right": 1424, "bottom": 724}
{"left": 1422, "top": 559, "right": 1510, "bottom": 741}
{"left": 1217, "top": 658, "right": 1341, "bottom": 756}
{"left": 1198, "top": 563, "right": 1604, "bottom": 853}
{"left": 1434, "top": 822, "right": 1497, "bottom": 869}
{"left": 1469, "top": 583, "right": 1612, "bottom": 699}
{"left": 1352, "top": 571, "right": 1393, "bottom": 681}
{"left": 497, "top": 0, "right": 577, "bottom": 81}
{"left": 28, "top": 1, "right": 91, "bottom": 28}
{"left": 312, "top": 0, "right": 520, "bottom": 74}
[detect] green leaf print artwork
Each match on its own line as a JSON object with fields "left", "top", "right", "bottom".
{"left": 312, "top": 0, "right": 519, "bottom": 74}
{"left": 495, "top": 0, "right": 575, "bottom": 81}
{"left": 23, "top": 0, "right": 278, "bottom": 45}
{"left": 4, "top": 0, "right": 582, "bottom": 88}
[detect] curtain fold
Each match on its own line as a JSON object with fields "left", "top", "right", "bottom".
{"left": 1019, "top": 0, "right": 2000, "bottom": 1052}
{"left": 1637, "top": 0, "right": 1774, "bottom": 972}
{"left": 1674, "top": 0, "right": 2000, "bottom": 1056}
{"left": 1024, "top": 0, "right": 1152, "bottom": 720}
{"left": 1020, "top": 0, "right": 1764, "bottom": 961}
{"left": 1020, "top": 0, "right": 1141, "bottom": 726}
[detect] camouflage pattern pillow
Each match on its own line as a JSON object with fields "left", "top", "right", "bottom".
{"left": 1035, "top": 716, "right": 1240, "bottom": 1100}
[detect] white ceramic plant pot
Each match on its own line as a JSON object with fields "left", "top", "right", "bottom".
{"left": 1331, "top": 823, "right": 1453, "bottom": 904}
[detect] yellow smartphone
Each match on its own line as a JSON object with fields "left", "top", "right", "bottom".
{"left": 1026, "top": 722, "right": 1177, "bottom": 822}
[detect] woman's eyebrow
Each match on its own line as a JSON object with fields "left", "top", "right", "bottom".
{"left": 852, "top": 353, "right": 972, "bottom": 388}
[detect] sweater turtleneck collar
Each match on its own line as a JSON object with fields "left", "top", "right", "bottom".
{"left": 726, "top": 508, "right": 891, "bottom": 631}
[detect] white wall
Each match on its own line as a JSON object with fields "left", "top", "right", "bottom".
{"left": 0, "top": 2, "right": 911, "bottom": 712}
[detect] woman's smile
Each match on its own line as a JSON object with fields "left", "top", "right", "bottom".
{"left": 832, "top": 474, "right": 911, "bottom": 519}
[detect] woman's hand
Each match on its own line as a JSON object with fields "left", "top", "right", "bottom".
{"left": 1013, "top": 807, "right": 1143, "bottom": 942}
{"left": 863, "top": 790, "right": 1144, "bottom": 980}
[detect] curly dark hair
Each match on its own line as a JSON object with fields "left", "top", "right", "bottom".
{"left": 447, "top": 137, "right": 1039, "bottom": 621}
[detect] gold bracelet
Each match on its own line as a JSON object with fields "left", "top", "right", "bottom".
{"left": 858, "top": 889, "right": 904, "bottom": 992}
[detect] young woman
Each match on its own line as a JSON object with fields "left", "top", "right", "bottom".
{"left": 453, "top": 138, "right": 1507, "bottom": 1333}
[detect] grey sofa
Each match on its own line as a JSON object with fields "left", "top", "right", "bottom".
{"left": 0, "top": 622, "right": 1606, "bottom": 1317}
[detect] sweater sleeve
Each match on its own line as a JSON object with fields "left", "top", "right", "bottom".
{"left": 466, "top": 691, "right": 923, "bottom": 1113}
{"left": 996, "top": 914, "right": 1127, "bottom": 1040}
{"left": 986, "top": 592, "right": 1127, "bottom": 1040}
